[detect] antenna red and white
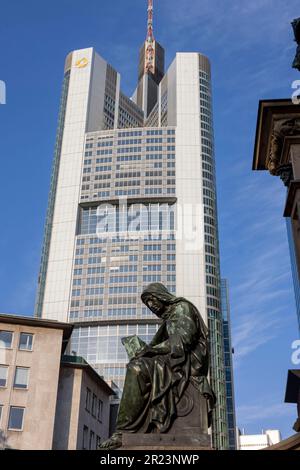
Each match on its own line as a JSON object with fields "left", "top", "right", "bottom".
{"left": 146, "top": 0, "right": 154, "bottom": 42}
{"left": 145, "top": 0, "right": 155, "bottom": 74}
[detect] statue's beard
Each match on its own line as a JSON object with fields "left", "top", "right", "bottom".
{"left": 150, "top": 305, "right": 163, "bottom": 316}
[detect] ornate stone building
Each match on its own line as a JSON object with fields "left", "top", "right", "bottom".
{"left": 252, "top": 99, "right": 300, "bottom": 450}
{"left": 253, "top": 99, "right": 300, "bottom": 332}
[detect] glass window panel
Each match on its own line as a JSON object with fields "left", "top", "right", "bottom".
{"left": 83, "top": 425, "right": 88, "bottom": 450}
{"left": 14, "top": 367, "right": 29, "bottom": 389}
{"left": 89, "top": 430, "right": 95, "bottom": 450}
{"left": 0, "top": 366, "right": 8, "bottom": 387}
{"left": 98, "top": 399, "right": 103, "bottom": 422}
{"left": 8, "top": 407, "right": 24, "bottom": 430}
{"left": 92, "top": 394, "right": 97, "bottom": 417}
{"left": 19, "top": 333, "right": 33, "bottom": 351}
{"left": 85, "top": 388, "right": 91, "bottom": 412}
{"left": 0, "top": 331, "right": 13, "bottom": 349}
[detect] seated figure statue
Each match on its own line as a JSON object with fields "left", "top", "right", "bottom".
{"left": 100, "top": 283, "right": 216, "bottom": 450}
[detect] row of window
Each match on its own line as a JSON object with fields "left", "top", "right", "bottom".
{"left": 85, "top": 387, "right": 103, "bottom": 422}
{"left": 71, "top": 277, "right": 177, "bottom": 303}
{"left": 82, "top": 425, "right": 102, "bottom": 450}
{"left": 74, "top": 261, "right": 175, "bottom": 273}
{"left": 0, "top": 331, "right": 33, "bottom": 351}
{"left": 86, "top": 151, "right": 176, "bottom": 160}
{"left": 73, "top": 302, "right": 178, "bottom": 319}
{"left": 70, "top": 307, "right": 159, "bottom": 320}
{"left": 116, "top": 129, "right": 175, "bottom": 138}
{"left": 83, "top": 163, "right": 172, "bottom": 179}
{"left": 81, "top": 188, "right": 177, "bottom": 197}
{"left": 117, "top": 155, "right": 141, "bottom": 162}
{"left": 115, "top": 189, "right": 140, "bottom": 196}
{"left": 0, "top": 366, "right": 29, "bottom": 389}
{"left": 76, "top": 240, "right": 176, "bottom": 249}
{"left": 80, "top": 273, "right": 176, "bottom": 286}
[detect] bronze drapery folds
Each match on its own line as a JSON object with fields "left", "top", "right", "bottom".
{"left": 100, "top": 283, "right": 216, "bottom": 450}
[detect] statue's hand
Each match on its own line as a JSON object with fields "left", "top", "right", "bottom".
{"left": 135, "top": 345, "right": 154, "bottom": 359}
{"left": 98, "top": 432, "right": 122, "bottom": 450}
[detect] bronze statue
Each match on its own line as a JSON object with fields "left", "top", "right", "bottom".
{"left": 100, "top": 283, "right": 216, "bottom": 450}
{"left": 292, "top": 18, "right": 300, "bottom": 71}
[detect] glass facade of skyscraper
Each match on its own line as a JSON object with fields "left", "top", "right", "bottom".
{"left": 68, "top": 126, "right": 177, "bottom": 387}
{"left": 286, "top": 219, "right": 300, "bottom": 334}
{"left": 221, "top": 279, "right": 237, "bottom": 450}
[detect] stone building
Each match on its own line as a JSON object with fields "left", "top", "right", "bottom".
{"left": 253, "top": 99, "right": 300, "bottom": 332}
{"left": 252, "top": 98, "right": 300, "bottom": 450}
{"left": 53, "top": 355, "right": 113, "bottom": 450}
{"left": 237, "top": 429, "right": 281, "bottom": 450}
{"left": 0, "top": 314, "right": 114, "bottom": 450}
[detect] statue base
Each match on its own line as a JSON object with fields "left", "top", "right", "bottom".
{"left": 121, "top": 433, "right": 213, "bottom": 450}
{"left": 120, "top": 382, "right": 213, "bottom": 450}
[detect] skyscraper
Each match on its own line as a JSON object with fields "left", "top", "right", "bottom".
{"left": 221, "top": 279, "right": 237, "bottom": 450}
{"left": 35, "top": 1, "right": 229, "bottom": 449}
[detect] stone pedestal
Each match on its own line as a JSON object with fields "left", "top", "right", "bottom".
{"left": 121, "top": 432, "right": 213, "bottom": 450}
{"left": 121, "top": 382, "right": 213, "bottom": 450}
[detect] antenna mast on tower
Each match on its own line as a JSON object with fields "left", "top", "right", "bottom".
{"left": 145, "top": 0, "right": 155, "bottom": 75}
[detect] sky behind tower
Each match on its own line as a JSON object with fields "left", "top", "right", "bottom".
{"left": 0, "top": 0, "right": 299, "bottom": 439}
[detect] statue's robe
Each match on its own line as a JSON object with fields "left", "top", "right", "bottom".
{"left": 116, "top": 283, "right": 216, "bottom": 434}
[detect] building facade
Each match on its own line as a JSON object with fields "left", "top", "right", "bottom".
{"left": 221, "top": 279, "right": 237, "bottom": 450}
{"left": 237, "top": 429, "right": 281, "bottom": 451}
{"left": 0, "top": 314, "right": 72, "bottom": 450}
{"left": 253, "top": 99, "right": 300, "bottom": 337}
{"left": 53, "top": 356, "right": 113, "bottom": 450}
{"left": 35, "top": 5, "right": 229, "bottom": 449}
{"left": 0, "top": 314, "right": 113, "bottom": 450}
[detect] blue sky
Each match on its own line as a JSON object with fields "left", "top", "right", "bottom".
{"left": 0, "top": 0, "right": 299, "bottom": 440}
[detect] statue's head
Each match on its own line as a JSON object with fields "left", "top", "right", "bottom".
{"left": 142, "top": 294, "right": 165, "bottom": 316}
{"left": 141, "top": 283, "right": 176, "bottom": 317}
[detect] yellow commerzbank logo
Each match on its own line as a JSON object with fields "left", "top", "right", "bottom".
{"left": 75, "top": 58, "right": 89, "bottom": 69}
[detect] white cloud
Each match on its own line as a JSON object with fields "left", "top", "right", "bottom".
{"left": 237, "top": 401, "right": 295, "bottom": 425}
{"left": 163, "top": 0, "right": 298, "bottom": 50}
{"left": 233, "top": 307, "right": 284, "bottom": 363}
{"left": 219, "top": 163, "right": 295, "bottom": 364}
{"left": 230, "top": 235, "right": 294, "bottom": 363}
